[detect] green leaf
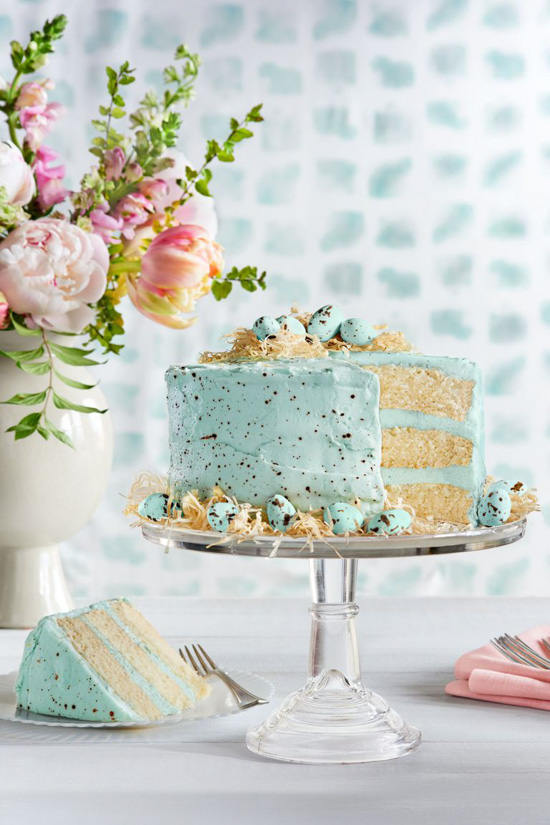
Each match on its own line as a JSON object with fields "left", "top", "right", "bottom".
{"left": 37, "top": 425, "right": 50, "bottom": 440}
{"left": 52, "top": 392, "right": 107, "bottom": 415}
{"left": 49, "top": 342, "right": 102, "bottom": 367}
{"left": 45, "top": 418, "right": 74, "bottom": 448}
{"left": 6, "top": 412, "right": 41, "bottom": 440}
{"left": 112, "top": 107, "right": 125, "bottom": 119}
{"left": 17, "top": 360, "right": 50, "bottom": 376}
{"left": 231, "top": 127, "right": 254, "bottom": 143}
{"left": 10, "top": 314, "right": 41, "bottom": 337}
{"left": 211, "top": 280, "right": 233, "bottom": 301}
{"left": 240, "top": 280, "right": 257, "bottom": 293}
{"left": 0, "top": 346, "right": 44, "bottom": 363}
{"left": 2, "top": 390, "right": 47, "bottom": 406}
{"left": 194, "top": 179, "right": 211, "bottom": 197}
{"left": 54, "top": 370, "right": 97, "bottom": 391}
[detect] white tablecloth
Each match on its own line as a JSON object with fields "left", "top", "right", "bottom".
{"left": 1, "top": 597, "right": 549, "bottom": 825}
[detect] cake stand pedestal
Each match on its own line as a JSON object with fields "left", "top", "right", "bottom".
{"left": 141, "top": 520, "right": 526, "bottom": 764}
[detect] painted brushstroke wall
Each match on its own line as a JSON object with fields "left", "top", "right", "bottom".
{"left": 2, "top": 0, "right": 548, "bottom": 598}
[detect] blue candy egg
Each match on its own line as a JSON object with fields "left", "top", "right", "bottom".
{"left": 367, "top": 509, "right": 412, "bottom": 535}
{"left": 138, "top": 493, "right": 170, "bottom": 522}
{"left": 276, "top": 315, "right": 306, "bottom": 336}
{"left": 477, "top": 489, "right": 511, "bottom": 527}
{"left": 253, "top": 316, "right": 281, "bottom": 340}
{"left": 489, "top": 479, "right": 526, "bottom": 496}
{"left": 324, "top": 502, "right": 364, "bottom": 535}
{"left": 307, "top": 305, "right": 344, "bottom": 342}
{"left": 267, "top": 494, "right": 297, "bottom": 533}
{"left": 339, "top": 318, "right": 377, "bottom": 347}
{"left": 207, "top": 500, "right": 239, "bottom": 532}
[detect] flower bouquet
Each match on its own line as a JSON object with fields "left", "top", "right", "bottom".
{"left": 0, "top": 14, "right": 265, "bottom": 448}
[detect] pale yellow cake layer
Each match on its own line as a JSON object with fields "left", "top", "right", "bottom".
{"left": 58, "top": 617, "right": 161, "bottom": 720}
{"left": 365, "top": 365, "right": 474, "bottom": 421}
{"left": 382, "top": 427, "right": 473, "bottom": 469}
{"left": 85, "top": 609, "right": 195, "bottom": 711}
{"left": 113, "top": 600, "right": 210, "bottom": 701}
{"left": 386, "top": 483, "right": 472, "bottom": 524}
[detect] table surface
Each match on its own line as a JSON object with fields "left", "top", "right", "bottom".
{"left": 1, "top": 596, "right": 549, "bottom": 825}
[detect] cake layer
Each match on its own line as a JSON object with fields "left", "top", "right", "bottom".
{"left": 365, "top": 364, "right": 473, "bottom": 421}
{"left": 385, "top": 483, "right": 473, "bottom": 524}
{"left": 166, "top": 359, "right": 385, "bottom": 515}
{"left": 382, "top": 427, "right": 473, "bottom": 469}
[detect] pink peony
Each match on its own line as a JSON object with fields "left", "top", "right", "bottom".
{"left": 0, "top": 142, "right": 35, "bottom": 206}
{"left": 0, "top": 291, "right": 9, "bottom": 328}
{"left": 104, "top": 147, "right": 125, "bottom": 181}
{"left": 19, "top": 102, "right": 64, "bottom": 152}
{"left": 33, "top": 146, "right": 70, "bottom": 210}
{"left": 15, "top": 82, "right": 48, "bottom": 111}
{"left": 90, "top": 203, "right": 124, "bottom": 245}
{"left": 127, "top": 224, "right": 224, "bottom": 328}
{"left": 0, "top": 218, "right": 108, "bottom": 333}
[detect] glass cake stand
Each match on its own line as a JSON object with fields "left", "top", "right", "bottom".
{"left": 141, "top": 519, "right": 526, "bottom": 764}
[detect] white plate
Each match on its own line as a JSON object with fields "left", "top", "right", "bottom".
{"left": 0, "top": 669, "right": 274, "bottom": 729}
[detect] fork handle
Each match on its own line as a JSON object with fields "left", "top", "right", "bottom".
{"left": 213, "top": 669, "right": 269, "bottom": 706}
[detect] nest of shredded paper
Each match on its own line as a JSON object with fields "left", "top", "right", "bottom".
{"left": 483, "top": 476, "right": 540, "bottom": 522}
{"left": 199, "top": 327, "right": 328, "bottom": 364}
{"left": 325, "top": 328, "right": 417, "bottom": 354}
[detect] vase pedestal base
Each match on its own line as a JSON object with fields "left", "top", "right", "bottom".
{"left": 0, "top": 544, "right": 74, "bottom": 628}
{"left": 246, "top": 669, "right": 420, "bottom": 764}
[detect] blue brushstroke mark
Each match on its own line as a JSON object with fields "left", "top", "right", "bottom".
{"left": 377, "top": 268, "right": 420, "bottom": 298}
{"left": 144, "top": 69, "right": 164, "bottom": 93}
{"left": 201, "top": 115, "right": 232, "bottom": 141}
{"left": 204, "top": 57, "right": 243, "bottom": 92}
{"left": 542, "top": 505, "right": 550, "bottom": 528}
{"left": 313, "top": 107, "right": 356, "bottom": 139}
{"left": 376, "top": 221, "right": 415, "bottom": 248}
{"left": 201, "top": 5, "right": 244, "bottom": 47}
{"left": 257, "top": 164, "right": 301, "bottom": 204}
{"left": 210, "top": 167, "right": 245, "bottom": 199}
{"left": 378, "top": 567, "right": 422, "bottom": 596}
{"left": 120, "top": 347, "right": 139, "bottom": 365}
{"left": 484, "top": 151, "right": 522, "bottom": 186}
{"left": 427, "top": 0, "right": 468, "bottom": 30}
{"left": 431, "top": 45, "right": 466, "bottom": 77}
{"left": 101, "top": 384, "right": 139, "bottom": 416}
{"left": 113, "top": 433, "right": 144, "bottom": 469}
{"left": 369, "top": 8, "right": 408, "bottom": 36}
{"left": 483, "top": 3, "right": 519, "bottom": 28}
{"left": 486, "top": 357, "right": 525, "bottom": 394}
{"left": 542, "top": 302, "right": 550, "bottom": 325}
{"left": 487, "top": 105, "right": 520, "bottom": 132}
{"left": 262, "top": 117, "right": 301, "bottom": 151}
{"left": 257, "top": 10, "right": 296, "bottom": 43}
{"left": 488, "top": 216, "right": 526, "bottom": 238}
{"left": 438, "top": 255, "right": 472, "bottom": 286}
{"left": 372, "top": 57, "right": 414, "bottom": 88}
{"left": 269, "top": 274, "right": 310, "bottom": 304}
{"left": 52, "top": 80, "right": 75, "bottom": 108}
{"left": 317, "top": 51, "right": 356, "bottom": 85}
{"left": 321, "top": 212, "right": 364, "bottom": 251}
{"left": 85, "top": 10, "right": 128, "bottom": 52}
{"left": 486, "top": 51, "right": 524, "bottom": 79}
{"left": 493, "top": 464, "right": 534, "bottom": 487}
{"left": 317, "top": 160, "right": 357, "bottom": 190}
{"left": 541, "top": 96, "right": 550, "bottom": 116}
{"left": 324, "top": 263, "right": 362, "bottom": 295}
{"left": 369, "top": 158, "right": 412, "bottom": 197}
{"left": 433, "top": 204, "right": 473, "bottom": 243}
{"left": 487, "top": 558, "right": 530, "bottom": 595}
{"left": 490, "top": 260, "right": 528, "bottom": 287}
{"left": 314, "top": 0, "right": 357, "bottom": 39}
{"left": 265, "top": 223, "right": 305, "bottom": 255}
{"left": 490, "top": 417, "right": 527, "bottom": 444}
{"left": 427, "top": 101, "right": 466, "bottom": 130}
{"left": 150, "top": 394, "right": 167, "bottom": 420}
{"left": 374, "top": 111, "right": 411, "bottom": 143}
{"left": 218, "top": 218, "right": 253, "bottom": 253}
{"left": 432, "top": 154, "right": 467, "bottom": 178}
{"left": 140, "top": 15, "right": 182, "bottom": 50}
{"left": 102, "top": 537, "right": 146, "bottom": 566}
{"left": 490, "top": 314, "right": 527, "bottom": 343}
{"left": 259, "top": 64, "right": 302, "bottom": 95}
{"left": 0, "top": 17, "right": 13, "bottom": 40}
{"left": 430, "top": 310, "right": 472, "bottom": 339}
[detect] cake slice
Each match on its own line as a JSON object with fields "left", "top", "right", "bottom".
{"left": 15, "top": 598, "right": 209, "bottom": 722}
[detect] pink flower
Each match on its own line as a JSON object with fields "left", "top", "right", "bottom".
{"left": 90, "top": 203, "right": 124, "bottom": 245}
{"left": 114, "top": 192, "right": 154, "bottom": 239}
{"left": 104, "top": 147, "right": 125, "bottom": 181}
{"left": 19, "top": 102, "right": 64, "bottom": 152}
{"left": 0, "top": 142, "right": 35, "bottom": 206}
{"left": 15, "top": 82, "right": 48, "bottom": 111}
{"left": 125, "top": 162, "right": 143, "bottom": 182}
{"left": 139, "top": 178, "right": 169, "bottom": 201}
{"left": 0, "top": 291, "right": 9, "bottom": 329}
{"left": 0, "top": 218, "right": 108, "bottom": 333}
{"left": 33, "top": 146, "right": 70, "bottom": 210}
{"left": 127, "top": 224, "right": 224, "bottom": 329}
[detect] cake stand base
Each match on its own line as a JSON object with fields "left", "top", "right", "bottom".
{"left": 246, "top": 669, "right": 420, "bottom": 764}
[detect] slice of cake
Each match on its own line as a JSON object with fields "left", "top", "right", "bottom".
{"left": 15, "top": 598, "right": 209, "bottom": 722}
{"left": 166, "top": 358, "right": 385, "bottom": 515}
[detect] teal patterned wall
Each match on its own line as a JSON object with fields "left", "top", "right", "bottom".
{"left": 3, "top": 0, "right": 548, "bottom": 597}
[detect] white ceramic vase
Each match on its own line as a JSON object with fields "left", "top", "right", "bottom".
{"left": 0, "top": 331, "right": 113, "bottom": 628}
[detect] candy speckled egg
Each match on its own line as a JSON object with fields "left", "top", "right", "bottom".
{"left": 207, "top": 500, "right": 239, "bottom": 532}
{"left": 138, "top": 493, "right": 170, "bottom": 522}
{"left": 489, "top": 479, "right": 526, "bottom": 496}
{"left": 324, "top": 502, "right": 364, "bottom": 535}
{"left": 252, "top": 315, "right": 280, "bottom": 340}
{"left": 307, "top": 305, "right": 344, "bottom": 342}
{"left": 267, "top": 494, "right": 297, "bottom": 533}
{"left": 339, "top": 318, "right": 376, "bottom": 347}
{"left": 367, "top": 509, "right": 412, "bottom": 535}
{"left": 276, "top": 315, "right": 306, "bottom": 336}
{"left": 477, "top": 489, "right": 511, "bottom": 526}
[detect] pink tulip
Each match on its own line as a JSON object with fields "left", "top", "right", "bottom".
{"left": 19, "top": 102, "right": 64, "bottom": 152}
{"left": 90, "top": 203, "right": 124, "bottom": 245}
{"left": 104, "top": 147, "right": 125, "bottom": 181}
{"left": 0, "top": 291, "right": 9, "bottom": 329}
{"left": 15, "top": 82, "right": 48, "bottom": 111}
{"left": 33, "top": 146, "right": 70, "bottom": 210}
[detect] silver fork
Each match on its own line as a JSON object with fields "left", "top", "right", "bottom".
{"left": 179, "top": 643, "right": 269, "bottom": 709}
{"left": 491, "top": 635, "right": 550, "bottom": 669}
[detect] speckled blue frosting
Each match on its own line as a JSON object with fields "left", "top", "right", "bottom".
{"left": 166, "top": 359, "right": 385, "bottom": 515}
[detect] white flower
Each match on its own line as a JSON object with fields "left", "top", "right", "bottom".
{"left": 0, "top": 142, "right": 35, "bottom": 206}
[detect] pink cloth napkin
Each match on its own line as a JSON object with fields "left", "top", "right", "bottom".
{"left": 446, "top": 624, "right": 550, "bottom": 710}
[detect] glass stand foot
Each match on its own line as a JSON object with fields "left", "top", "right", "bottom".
{"left": 246, "top": 668, "right": 421, "bottom": 764}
